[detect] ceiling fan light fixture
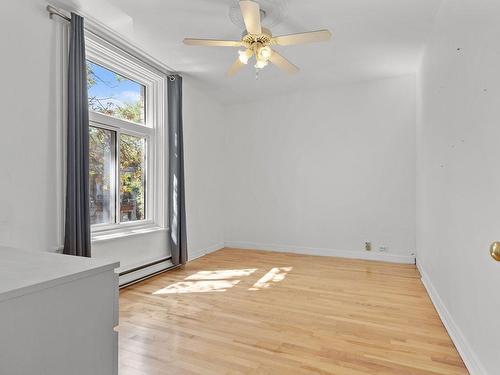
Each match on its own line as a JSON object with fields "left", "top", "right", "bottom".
{"left": 238, "top": 49, "right": 253, "bottom": 64}
{"left": 258, "top": 45, "right": 272, "bottom": 60}
{"left": 254, "top": 59, "right": 268, "bottom": 69}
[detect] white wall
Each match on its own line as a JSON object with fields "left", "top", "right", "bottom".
{"left": 0, "top": 0, "right": 60, "bottom": 252}
{"left": 224, "top": 76, "right": 416, "bottom": 261}
{"left": 417, "top": 1, "right": 500, "bottom": 373}
{"left": 183, "top": 78, "right": 225, "bottom": 260}
{"left": 0, "top": 0, "right": 225, "bottom": 270}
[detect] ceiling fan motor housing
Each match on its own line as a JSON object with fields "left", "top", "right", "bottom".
{"left": 241, "top": 27, "right": 273, "bottom": 49}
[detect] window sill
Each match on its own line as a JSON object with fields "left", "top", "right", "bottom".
{"left": 92, "top": 225, "right": 168, "bottom": 243}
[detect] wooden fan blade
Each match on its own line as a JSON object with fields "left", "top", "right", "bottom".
{"left": 273, "top": 30, "right": 332, "bottom": 46}
{"left": 227, "top": 58, "right": 245, "bottom": 77}
{"left": 269, "top": 50, "right": 299, "bottom": 74}
{"left": 239, "top": 0, "right": 262, "bottom": 35}
{"left": 183, "top": 38, "right": 242, "bottom": 47}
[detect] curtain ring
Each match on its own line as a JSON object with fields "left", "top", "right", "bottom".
{"left": 168, "top": 75, "right": 176, "bottom": 81}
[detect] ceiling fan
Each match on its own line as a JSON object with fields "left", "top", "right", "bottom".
{"left": 183, "top": 0, "right": 332, "bottom": 77}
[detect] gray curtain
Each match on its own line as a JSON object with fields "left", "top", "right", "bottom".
{"left": 63, "top": 13, "right": 91, "bottom": 257}
{"left": 168, "top": 75, "right": 187, "bottom": 266}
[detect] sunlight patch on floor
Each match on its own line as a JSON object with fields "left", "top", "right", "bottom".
{"left": 153, "top": 279, "right": 241, "bottom": 294}
{"left": 184, "top": 269, "right": 257, "bottom": 280}
{"left": 152, "top": 267, "right": 292, "bottom": 294}
{"left": 249, "top": 267, "right": 292, "bottom": 291}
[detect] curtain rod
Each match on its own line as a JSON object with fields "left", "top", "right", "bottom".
{"left": 47, "top": 5, "right": 71, "bottom": 22}
{"left": 45, "top": 4, "right": 179, "bottom": 76}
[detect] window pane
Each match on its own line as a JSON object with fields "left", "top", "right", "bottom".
{"left": 120, "top": 134, "right": 146, "bottom": 222}
{"left": 89, "top": 126, "right": 115, "bottom": 225}
{"left": 87, "top": 61, "right": 146, "bottom": 124}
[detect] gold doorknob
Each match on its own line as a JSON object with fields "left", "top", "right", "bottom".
{"left": 490, "top": 241, "right": 500, "bottom": 261}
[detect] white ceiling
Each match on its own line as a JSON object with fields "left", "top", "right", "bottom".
{"left": 58, "top": 0, "right": 442, "bottom": 104}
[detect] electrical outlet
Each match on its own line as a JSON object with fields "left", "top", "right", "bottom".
{"left": 365, "top": 242, "right": 372, "bottom": 251}
{"left": 378, "top": 246, "right": 388, "bottom": 252}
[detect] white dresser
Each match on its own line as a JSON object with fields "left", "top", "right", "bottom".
{"left": 0, "top": 247, "right": 119, "bottom": 375}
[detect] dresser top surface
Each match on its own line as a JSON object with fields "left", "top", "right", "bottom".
{"left": 0, "top": 247, "right": 119, "bottom": 302}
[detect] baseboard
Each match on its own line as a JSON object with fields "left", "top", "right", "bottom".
{"left": 188, "top": 242, "right": 225, "bottom": 261}
{"left": 224, "top": 241, "right": 415, "bottom": 264}
{"left": 417, "top": 261, "right": 486, "bottom": 375}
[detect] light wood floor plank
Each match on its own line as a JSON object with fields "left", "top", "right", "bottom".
{"left": 119, "top": 248, "right": 468, "bottom": 375}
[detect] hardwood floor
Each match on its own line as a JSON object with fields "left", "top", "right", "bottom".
{"left": 119, "top": 248, "right": 468, "bottom": 375}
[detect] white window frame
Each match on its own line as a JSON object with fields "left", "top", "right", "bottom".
{"left": 85, "top": 33, "right": 168, "bottom": 239}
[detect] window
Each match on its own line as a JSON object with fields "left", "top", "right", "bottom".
{"left": 85, "top": 33, "right": 167, "bottom": 236}
{"left": 87, "top": 61, "right": 146, "bottom": 124}
{"left": 89, "top": 126, "right": 115, "bottom": 225}
{"left": 119, "top": 134, "right": 146, "bottom": 222}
